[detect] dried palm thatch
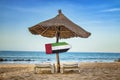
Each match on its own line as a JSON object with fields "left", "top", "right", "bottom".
{"left": 29, "top": 10, "right": 91, "bottom": 39}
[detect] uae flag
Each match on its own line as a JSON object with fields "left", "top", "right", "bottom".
{"left": 45, "top": 42, "right": 71, "bottom": 54}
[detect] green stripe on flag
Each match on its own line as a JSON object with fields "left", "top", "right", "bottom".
{"left": 52, "top": 42, "right": 68, "bottom": 47}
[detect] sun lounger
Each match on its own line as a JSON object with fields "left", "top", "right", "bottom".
{"left": 61, "top": 63, "right": 80, "bottom": 73}
{"left": 34, "top": 63, "right": 55, "bottom": 73}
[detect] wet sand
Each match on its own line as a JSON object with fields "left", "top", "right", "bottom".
{"left": 0, "top": 62, "right": 120, "bottom": 80}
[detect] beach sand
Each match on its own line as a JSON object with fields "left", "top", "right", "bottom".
{"left": 0, "top": 62, "right": 120, "bottom": 80}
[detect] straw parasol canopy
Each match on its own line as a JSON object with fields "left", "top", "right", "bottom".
{"left": 28, "top": 10, "right": 91, "bottom": 73}
{"left": 29, "top": 10, "right": 91, "bottom": 39}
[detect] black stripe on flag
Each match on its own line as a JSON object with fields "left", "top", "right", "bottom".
{"left": 52, "top": 48, "right": 70, "bottom": 53}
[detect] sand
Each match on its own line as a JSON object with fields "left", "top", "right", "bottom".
{"left": 0, "top": 62, "right": 120, "bottom": 80}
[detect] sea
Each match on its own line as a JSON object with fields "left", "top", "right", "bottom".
{"left": 0, "top": 51, "right": 120, "bottom": 64}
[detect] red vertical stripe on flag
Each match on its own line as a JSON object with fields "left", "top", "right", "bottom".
{"left": 45, "top": 44, "right": 52, "bottom": 54}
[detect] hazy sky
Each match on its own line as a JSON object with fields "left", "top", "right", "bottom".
{"left": 0, "top": 0, "right": 120, "bottom": 52}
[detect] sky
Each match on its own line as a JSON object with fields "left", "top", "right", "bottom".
{"left": 0, "top": 0, "right": 120, "bottom": 52}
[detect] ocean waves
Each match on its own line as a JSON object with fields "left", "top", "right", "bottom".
{"left": 0, "top": 51, "right": 120, "bottom": 64}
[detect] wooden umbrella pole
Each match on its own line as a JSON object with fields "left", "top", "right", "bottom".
{"left": 56, "top": 26, "right": 60, "bottom": 73}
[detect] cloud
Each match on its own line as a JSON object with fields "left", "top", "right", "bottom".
{"left": 101, "top": 8, "right": 120, "bottom": 12}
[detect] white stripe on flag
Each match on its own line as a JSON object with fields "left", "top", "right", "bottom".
{"left": 52, "top": 45, "right": 71, "bottom": 50}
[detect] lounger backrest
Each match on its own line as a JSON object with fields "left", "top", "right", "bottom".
{"left": 36, "top": 64, "right": 51, "bottom": 67}
{"left": 62, "top": 64, "right": 78, "bottom": 67}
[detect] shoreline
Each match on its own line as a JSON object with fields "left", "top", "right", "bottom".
{"left": 0, "top": 62, "right": 120, "bottom": 80}
{"left": 0, "top": 59, "right": 118, "bottom": 64}
{"left": 0, "top": 61, "right": 119, "bottom": 66}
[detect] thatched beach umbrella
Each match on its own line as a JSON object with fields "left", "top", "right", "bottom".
{"left": 29, "top": 10, "right": 91, "bottom": 73}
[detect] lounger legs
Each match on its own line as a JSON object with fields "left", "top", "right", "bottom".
{"left": 34, "top": 67, "right": 42, "bottom": 74}
{"left": 61, "top": 67, "right": 64, "bottom": 73}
